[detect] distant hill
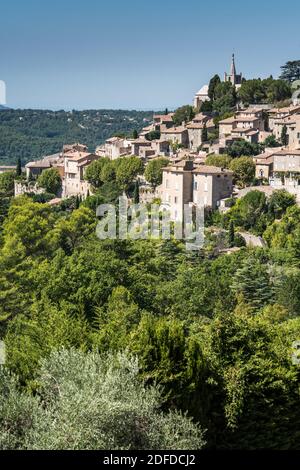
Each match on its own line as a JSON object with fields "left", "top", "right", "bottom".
{"left": 0, "top": 108, "right": 154, "bottom": 165}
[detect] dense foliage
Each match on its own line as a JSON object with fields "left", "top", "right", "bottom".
{"left": 0, "top": 187, "right": 299, "bottom": 450}
{"left": 0, "top": 349, "right": 204, "bottom": 450}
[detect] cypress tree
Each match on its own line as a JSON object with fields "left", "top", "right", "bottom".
{"left": 201, "top": 123, "right": 208, "bottom": 143}
{"left": 133, "top": 180, "right": 139, "bottom": 204}
{"left": 16, "top": 157, "right": 22, "bottom": 177}
{"left": 228, "top": 220, "right": 235, "bottom": 247}
{"left": 281, "top": 124, "right": 288, "bottom": 146}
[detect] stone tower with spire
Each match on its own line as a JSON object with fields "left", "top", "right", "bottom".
{"left": 224, "top": 54, "right": 243, "bottom": 88}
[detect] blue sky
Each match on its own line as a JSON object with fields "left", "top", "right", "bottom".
{"left": 1, "top": 0, "right": 300, "bottom": 110}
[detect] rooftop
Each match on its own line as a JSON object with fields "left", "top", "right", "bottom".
{"left": 25, "top": 159, "right": 52, "bottom": 168}
{"left": 161, "top": 126, "right": 187, "bottom": 134}
{"left": 193, "top": 165, "right": 233, "bottom": 175}
{"left": 64, "top": 151, "right": 93, "bottom": 161}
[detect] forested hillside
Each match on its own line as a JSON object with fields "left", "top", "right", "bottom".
{"left": 0, "top": 109, "right": 153, "bottom": 165}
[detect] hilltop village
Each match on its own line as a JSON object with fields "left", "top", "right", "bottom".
{"left": 2, "top": 56, "right": 300, "bottom": 452}
{"left": 7, "top": 55, "right": 300, "bottom": 222}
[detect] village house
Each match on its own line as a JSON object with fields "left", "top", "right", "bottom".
{"left": 219, "top": 114, "right": 264, "bottom": 139}
{"left": 230, "top": 127, "right": 259, "bottom": 143}
{"left": 63, "top": 146, "right": 98, "bottom": 197}
{"left": 96, "top": 137, "right": 132, "bottom": 160}
{"left": 193, "top": 165, "right": 233, "bottom": 208}
{"left": 253, "top": 151, "right": 274, "bottom": 180}
{"left": 139, "top": 124, "right": 156, "bottom": 139}
{"left": 130, "top": 138, "right": 152, "bottom": 156}
{"left": 153, "top": 113, "right": 175, "bottom": 129}
{"left": 25, "top": 152, "right": 65, "bottom": 179}
{"left": 186, "top": 115, "right": 215, "bottom": 150}
{"left": 160, "top": 126, "right": 189, "bottom": 148}
{"left": 272, "top": 113, "right": 300, "bottom": 149}
{"left": 159, "top": 160, "right": 194, "bottom": 221}
{"left": 269, "top": 149, "right": 300, "bottom": 201}
{"left": 150, "top": 139, "right": 170, "bottom": 156}
{"left": 158, "top": 160, "right": 233, "bottom": 221}
{"left": 268, "top": 104, "right": 300, "bottom": 130}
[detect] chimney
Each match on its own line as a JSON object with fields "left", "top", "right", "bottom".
{"left": 184, "top": 160, "right": 194, "bottom": 171}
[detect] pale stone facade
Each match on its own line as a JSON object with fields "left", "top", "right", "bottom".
{"left": 273, "top": 114, "right": 300, "bottom": 149}
{"left": 159, "top": 160, "right": 194, "bottom": 221}
{"left": 219, "top": 114, "right": 264, "bottom": 139}
{"left": 160, "top": 126, "right": 189, "bottom": 147}
{"left": 269, "top": 149, "right": 300, "bottom": 201}
{"left": 254, "top": 152, "right": 274, "bottom": 179}
{"left": 268, "top": 105, "right": 300, "bottom": 131}
{"left": 193, "top": 166, "right": 233, "bottom": 208}
{"left": 96, "top": 137, "right": 132, "bottom": 160}
{"left": 159, "top": 160, "right": 233, "bottom": 221}
{"left": 25, "top": 153, "right": 64, "bottom": 179}
{"left": 63, "top": 148, "right": 98, "bottom": 198}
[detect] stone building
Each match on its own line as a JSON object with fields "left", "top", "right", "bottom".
{"left": 193, "top": 165, "right": 233, "bottom": 208}
{"left": 269, "top": 149, "right": 300, "bottom": 201}
{"left": 224, "top": 54, "right": 243, "bottom": 88}
{"left": 160, "top": 126, "right": 189, "bottom": 147}
{"left": 186, "top": 114, "right": 215, "bottom": 150}
{"left": 254, "top": 152, "right": 274, "bottom": 179}
{"left": 96, "top": 137, "right": 132, "bottom": 160}
{"left": 193, "top": 85, "right": 210, "bottom": 110}
{"left": 219, "top": 111, "right": 264, "bottom": 140}
{"left": 268, "top": 104, "right": 300, "bottom": 131}
{"left": 25, "top": 153, "right": 64, "bottom": 179}
{"left": 159, "top": 160, "right": 194, "bottom": 221}
{"left": 63, "top": 146, "right": 98, "bottom": 197}
{"left": 272, "top": 113, "right": 300, "bottom": 149}
{"left": 158, "top": 160, "right": 233, "bottom": 221}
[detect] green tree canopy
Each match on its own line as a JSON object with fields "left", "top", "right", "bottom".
{"left": 280, "top": 60, "right": 300, "bottom": 83}
{"left": 115, "top": 156, "right": 144, "bottom": 193}
{"left": 229, "top": 157, "right": 255, "bottom": 187}
{"left": 84, "top": 157, "right": 111, "bottom": 188}
{"left": 238, "top": 78, "right": 291, "bottom": 104}
{"left": 172, "top": 105, "right": 195, "bottom": 125}
{"left": 144, "top": 157, "right": 169, "bottom": 188}
{"left": 226, "top": 140, "right": 261, "bottom": 157}
{"left": 37, "top": 168, "right": 61, "bottom": 195}
{"left": 0, "top": 349, "right": 205, "bottom": 450}
{"left": 205, "top": 154, "right": 232, "bottom": 168}
{"left": 208, "top": 74, "right": 221, "bottom": 101}
{"left": 0, "top": 171, "right": 15, "bottom": 197}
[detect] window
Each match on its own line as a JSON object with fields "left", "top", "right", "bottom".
{"left": 166, "top": 179, "right": 169, "bottom": 188}
{"left": 174, "top": 196, "right": 178, "bottom": 204}
{"left": 194, "top": 181, "right": 198, "bottom": 190}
